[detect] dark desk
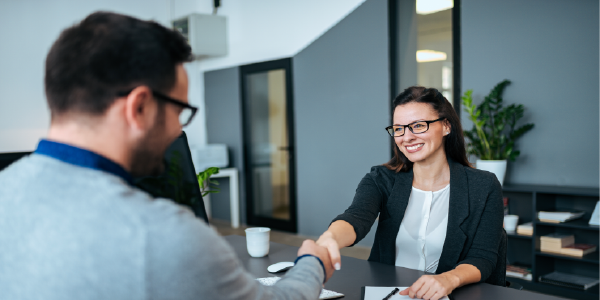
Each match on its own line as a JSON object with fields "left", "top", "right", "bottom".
{"left": 224, "top": 235, "right": 562, "bottom": 300}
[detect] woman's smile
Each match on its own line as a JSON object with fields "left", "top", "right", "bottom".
{"left": 405, "top": 143, "right": 424, "bottom": 153}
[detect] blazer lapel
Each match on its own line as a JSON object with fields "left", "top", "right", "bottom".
{"left": 436, "top": 159, "right": 469, "bottom": 273}
{"left": 380, "top": 168, "right": 413, "bottom": 264}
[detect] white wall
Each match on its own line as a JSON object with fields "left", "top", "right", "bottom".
{"left": 174, "top": 0, "right": 366, "bottom": 149}
{"left": 0, "top": 0, "right": 171, "bottom": 152}
{"left": 0, "top": 0, "right": 365, "bottom": 152}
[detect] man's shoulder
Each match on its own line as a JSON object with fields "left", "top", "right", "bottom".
{"left": 0, "top": 153, "right": 204, "bottom": 229}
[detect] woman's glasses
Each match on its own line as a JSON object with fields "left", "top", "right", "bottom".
{"left": 385, "top": 118, "right": 445, "bottom": 137}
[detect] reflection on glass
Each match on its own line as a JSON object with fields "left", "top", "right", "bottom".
{"left": 398, "top": 1, "right": 453, "bottom": 105}
{"left": 417, "top": 1, "right": 453, "bottom": 104}
{"left": 246, "top": 69, "right": 290, "bottom": 220}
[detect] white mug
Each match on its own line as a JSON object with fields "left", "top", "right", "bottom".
{"left": 245, "top": 227, "right": 271, "bottom": 257}
{"left": 504, "top": 215, "right": 519, "bottom": 232}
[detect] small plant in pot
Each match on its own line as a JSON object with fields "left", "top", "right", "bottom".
{"left": 197, "top": 167, "right": 220, "bottom": 197}
{"left": 461, "top": 80, "right": 534, "bottom": 185}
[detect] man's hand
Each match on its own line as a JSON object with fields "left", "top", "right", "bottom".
{"left": 316, "top": 232, "right": 342, "bottom": 271}
{"left": 297, "top": 239, "right": 335, "bottom": 282}
{"left": 399, "top": 273, "right": 459, "bottom": 300}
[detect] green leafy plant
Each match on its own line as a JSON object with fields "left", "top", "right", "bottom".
{"left": 197, "top": 167, "right": 220, "bottom": 197}
{"left": 461, "top": 80, "right": 534, "bottom": 161}
{"left": 135, "top": 151, "right": 201, "bottom": 207}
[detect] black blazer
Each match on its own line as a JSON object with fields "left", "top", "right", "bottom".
{"left": 332, "top": 158, "right": 505, "bottom": 286}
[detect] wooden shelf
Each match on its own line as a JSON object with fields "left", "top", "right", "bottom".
{"left": 503, "top": 184, "right": 599, "bottom": 197}
{"left": 502, "top": 184, "right": 599, "bottom": 299}
{"left": 506, "top": 231, "right": 533, "bottom": 239}
{"left": 536, "top": 251, "right": 599, "bottom": 264}
{"left": 535, "top": 281, "right": 599, "bottom": 299}
{"left": 536, "top": 218, "right": 600, "bottom": 231}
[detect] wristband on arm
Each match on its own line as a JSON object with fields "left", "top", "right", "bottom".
{"left": 294, "top": 254, "right": 326, "bottom": 284}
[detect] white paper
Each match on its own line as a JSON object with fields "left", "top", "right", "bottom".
{"left": 589, "top": 201, "right": 599, "bottom": 225}
{"left": 364, "top": 286, "right": 449, "bottom": 300}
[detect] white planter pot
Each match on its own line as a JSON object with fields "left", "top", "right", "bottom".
{"left": 476, "top": 160, "right": 507, "bottom": 186}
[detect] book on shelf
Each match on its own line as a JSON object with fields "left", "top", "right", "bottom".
{"left": 516, "top": 222, "right": 533, "bottom": 236}
{"left": 540, "top": 233, "right": 575, "bottom": 254}
{"left": 506, "top": 264, "right": 532, "bottom": 281}
{"left": 539, "top": 271, "right": 599, "bottom": 290}
{"left": 540, "top": 233, "right": 575, "bottom": 247}
{"left": 540, "top": 246, "right": 563, "bottom": 254}
{"left": 560, "top": 244, "right": 597, "bottom": 257}
{"left": 538, "top": 211, "right": 585, "bottom": 223}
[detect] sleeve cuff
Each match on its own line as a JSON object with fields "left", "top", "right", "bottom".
{"left": 295, "top": 254, "right": 326, "bottom": 283}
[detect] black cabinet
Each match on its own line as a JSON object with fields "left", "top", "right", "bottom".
{"left": 503, "top": 184, "right": 599, "bottom": 300}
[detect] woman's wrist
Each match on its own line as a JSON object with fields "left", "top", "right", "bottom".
{"left": 317, "top": 230, "right": 335, "bottom": 244}
{"left": 441, "top": 270, "right": 462, "bottom": 290}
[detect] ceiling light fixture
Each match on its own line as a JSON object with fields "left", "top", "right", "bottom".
{"left": 416, "top": 50, "right": 447, "bottom": 63}
{"left": 416, "top": 0, "right": 454, "bottom": 15}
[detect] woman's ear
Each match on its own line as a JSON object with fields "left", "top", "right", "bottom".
{"left": 443, "top": 120, "right": 451, "bottom": 136}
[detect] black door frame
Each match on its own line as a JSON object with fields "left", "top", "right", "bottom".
{"left": 239, "top": 57, "right": 298, "bottom": 233}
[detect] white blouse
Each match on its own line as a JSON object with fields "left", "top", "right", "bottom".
{"left": 394, "top": 184, "right": 450, "bottom": 273}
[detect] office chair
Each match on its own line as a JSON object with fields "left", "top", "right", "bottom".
{"left": 491, "top": 228, "right": 523, "bottom": 290}
{"left": 0, "top": 152, "right": 31, "bottom": 172}
{"left": 134, "top": 132, "right": 209, "bottom": 223}
{"left": 485, "top": 228, "right": 508, "bottom": 287}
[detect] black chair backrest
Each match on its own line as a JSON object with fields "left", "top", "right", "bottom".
{"left": 485, "top": 228, "right": 507, "bottom": 287}
{"left": 134, "top": 132, "right": 209, "bottom": 224}
{"left": 0, "top": 152, "right": 31, "bottom": 172}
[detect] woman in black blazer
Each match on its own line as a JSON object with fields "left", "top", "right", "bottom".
{"left": 317, "top": 87, "right": 504, "bottom": 300}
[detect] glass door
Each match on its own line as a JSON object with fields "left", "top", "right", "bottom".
{"left": 241, "top": 58, "right": 296, "bottom": 232}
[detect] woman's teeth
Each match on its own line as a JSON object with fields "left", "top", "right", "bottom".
{"left": 406, "top": 144, "right": 424, "bottom": 151}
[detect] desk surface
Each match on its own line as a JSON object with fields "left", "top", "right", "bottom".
{"left": 224, "top": 235, "right": 562, "bottom": 300}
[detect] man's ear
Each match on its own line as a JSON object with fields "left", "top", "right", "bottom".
{"left": 124, "top": 86, "right": 155, "bottom": 132}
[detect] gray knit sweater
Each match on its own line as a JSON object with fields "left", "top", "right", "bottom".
{"left": 0, "top": 154, "right": 323, "bottom": 300}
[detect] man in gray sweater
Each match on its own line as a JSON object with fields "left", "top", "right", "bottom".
{"left": 0, "top": 12, "right": 333, "bottom": 300}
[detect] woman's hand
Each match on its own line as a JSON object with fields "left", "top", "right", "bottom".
{"left": 400, "top": 264, "right": 480, "bottom": 299}
{"left": 316, "top": 232, "right": 342, "bottom": 270}
{"left": 399, "top": 273, "right": 459, "bottom": 300}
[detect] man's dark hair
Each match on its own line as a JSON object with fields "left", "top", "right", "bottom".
{"left": 45, "top": 11, "right": 192, "bottom": 119}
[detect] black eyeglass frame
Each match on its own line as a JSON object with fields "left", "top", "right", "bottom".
{"left": 385, "top": 118, "right": 445, "bottom": 137}
{"left": 117, "top": 89, "right": 198, "bottom": 127}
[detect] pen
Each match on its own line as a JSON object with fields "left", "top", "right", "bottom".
{"left": 382, "top": 287, "right": 399, "bottom": 300}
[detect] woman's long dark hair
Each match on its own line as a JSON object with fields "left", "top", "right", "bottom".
{"left": 384, "top": 86, "right": 471, "bottom": 172}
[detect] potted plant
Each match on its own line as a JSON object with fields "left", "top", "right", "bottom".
{"left": 461, "top": 80, "right": 534, "bottom": 185}
{"left": 197, "top": 167, "right": 220, "bottom": 197}
{"left": 196, "top": 167, "right": 220, "bottom": 219}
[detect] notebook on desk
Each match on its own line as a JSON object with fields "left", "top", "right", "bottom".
{"left": 257, "top": 276, "right": 344, "bottom": 299}
{"left": 361, "top": 286, "right": 450, "bottom": 300}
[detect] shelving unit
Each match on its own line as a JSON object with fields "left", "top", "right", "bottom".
{"left": 503, "top": 184, "right": 599, "bottom": 300}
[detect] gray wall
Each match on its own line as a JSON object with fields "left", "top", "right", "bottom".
{"left": 293, "top": 0, "right": 390, "bottom": 246}
{"left": 204, "top": 67, "right": 247, "bottom": 223}
{"left": 461, "top": 0, "right": 599, "bottom": 187}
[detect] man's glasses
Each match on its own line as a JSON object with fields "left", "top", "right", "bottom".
{"left": 118, "top": 90, "right": 198, "bottom": 127}
{"left": 385, "top": 118, "right": 445, "bottom": 137}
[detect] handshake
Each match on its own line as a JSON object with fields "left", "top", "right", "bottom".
{"left": 296, "top": 232, "right": 343, "bottom": 283}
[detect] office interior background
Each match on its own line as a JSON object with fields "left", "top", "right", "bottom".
{"left": 0, "top": 0, "right": 598, "bottom": 297}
